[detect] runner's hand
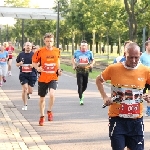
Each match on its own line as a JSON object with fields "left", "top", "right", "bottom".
{"left": 58, "top": 69, "right": 62, "bottom": 76}
{"left": 29, "top": 64, "right": 33, "bottom": 68}
{"left": 19, "top": 61, "right": 24, "bottom": 66}
{"left": 89, "top": 64, "right": 93, "bottom": 68}
{"left": 37, "top": 66, "right": 43, "bottom": 72}
{"left": 143, "top": 94, "right": 150, "bottom": 103}
{"left": 73, "top": 65, "right": 76, "bottom": 70}
{"left": 103, "top": 96, "right": 113, "bottom": 106}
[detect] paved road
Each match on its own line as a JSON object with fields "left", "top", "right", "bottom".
{"left": 0, "top": 58, "right": 150, "bottom": 150}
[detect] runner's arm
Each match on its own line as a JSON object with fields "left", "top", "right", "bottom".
{"left": 16, "top": 53, "right": 23, "bottom": 67}
{"left": 96, "top": 75, "right": 107, "bottom": 99}
{"left": 72, "top": 57, "right": 76, "bottom": 69}
{"left": 96, "top": 74, "right": 112, "bottom": 106}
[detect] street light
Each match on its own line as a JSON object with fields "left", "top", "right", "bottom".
{"left": 0, "top": 26, "right": 1, "bottom": 44}
{"left": 6, "top": 24, "right": 8, "bottom": 42}
{"left": 142, "top": 26, "right": 146, "bottom": 52}
{"left": 56, "top": 0, "right": 60, "bottom": 48}
{"left": 92, "top": 29, "right": 96, "bottom": 55}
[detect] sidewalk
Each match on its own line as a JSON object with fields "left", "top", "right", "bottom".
{"left": 0, "top": 88, "right": 51, "bottom": 150}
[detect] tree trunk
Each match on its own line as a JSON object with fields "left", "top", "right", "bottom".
{"left": 117, "top": 35, "right": 121, "bottom": 55}
{"left": 96, "top": 42, "right": 98, "bottom": 53}
{"left": 110, "top": 44, "right": 113, "bottom": 53}
{"left": 124, "top": 0, "right": 137, "bottom": 41}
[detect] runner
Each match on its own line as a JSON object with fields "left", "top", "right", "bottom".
{"left": 96, "top": 42, "right": 150, "bottom": 150}
{"left": 32, "top": 33, "right": 62, "bottom": 126}
{"left": 140, "top": 40, "right": 150, "bottom": 116}
{"left": 0, "top": 45, "right": 8, "bottom": 87}
{"left": 3, "top": 42, "right": 8, "bottom": 50}
{"left": 6, "top": 41, "right": 15, "bottom": 76}
{"left": 113, "top": 40, "right": 132, "bottom": 63}
{"left": 72, "top": 40, "right": 95, "bottom": 105}
{"left": 16, "top": 42, "right": 37, "bottom": 110}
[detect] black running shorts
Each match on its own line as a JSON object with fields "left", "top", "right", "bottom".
{"left": 38, "top": 80, "right": 58, "bottom": 97}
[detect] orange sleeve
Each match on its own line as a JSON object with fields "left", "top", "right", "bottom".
{"left": 101, "top": 65, "right": 112, "bottom": 81}
{"left": 32, "top": 49, "right": 41, "bottom": 63}
{"left": 146, "top": 69, "right": 150, "bottom": 84}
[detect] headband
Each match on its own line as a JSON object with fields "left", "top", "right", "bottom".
{"left": 81, "top": 43, "right": 87, "bottom": 46}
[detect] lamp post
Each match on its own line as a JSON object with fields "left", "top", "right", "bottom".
{"left": 22, "top": 19, "right": 24, "bottom": 50}
{"left": 142, "top": 26, "right": 146, "bottom": 52}
{"left": 6, "top": 24, "right": 8, "bottom": 42}
{"left": 92, "top": 29, "right": 96, "bottom": 55}
{"left": 0, "top": 26, "right": 1, "bottom": 44}
{"left": 56, "top": 0, "right": 60, "bottom": 48}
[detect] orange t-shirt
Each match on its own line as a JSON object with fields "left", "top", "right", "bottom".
{"left": 32, "top": 47, "right": 60, "bottom": 83}
{"left": 101, "top": 62, "right": 150, "bottom": 118}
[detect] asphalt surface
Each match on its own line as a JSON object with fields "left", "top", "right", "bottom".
{"left": 0, "top": 58, "right": 150, "bottom": 150}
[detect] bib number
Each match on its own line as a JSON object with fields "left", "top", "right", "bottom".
{"left": 22, "top": 65, "right": 32, "bottom": 73}
{"left": 43, "top": 63, "right": 56, "bottom": 74}
{"left": 119, "top": 103, "right": 140, "bottom": 118}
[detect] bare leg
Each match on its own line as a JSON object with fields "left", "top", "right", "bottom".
{"left": 28, "top": 85, "right": 33, "bottom": 94}
{"left": 48, "top": 88, "right": 55, "bottom": 111}
{"left": 39, "top": 97, "right": 45, "bottom": 116}
{"left": 0, "top": 75, "right": 2, "bottom": 84}
{"left": 8, "top": 59, "right": 12, "bottom": 72}
{"left": 22, "top": 83, "right": 28, "bottom": 105}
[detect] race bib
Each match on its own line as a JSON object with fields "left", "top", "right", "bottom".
{"left": 0, "top": 58, "right": 7, "bottom": 62}
{"left": 43, "top": 63, "right": 56, "bottom": 74}
{"left": 79, "top": 56, "right": 89, "bottom": 65}
{"left": 119, "top": 102, "right": 140, "bottom": 118}
{"left": 8, "top": 50, "right": 12, "bottom": 55}
{"left": 22, "top": 64, "right": 32, "bottom": 72}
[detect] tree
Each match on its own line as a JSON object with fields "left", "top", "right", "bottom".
{"left": 124, "top": 0, "right": 149, "bottom": 41}
{"left": 4, "top": 0, "right": 30, "bottom": 7}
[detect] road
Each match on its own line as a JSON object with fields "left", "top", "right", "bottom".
{"left": 0, "top": 58, "right": 150, "bottom": 150}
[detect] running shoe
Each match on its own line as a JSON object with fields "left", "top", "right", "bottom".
{"left": 8, "top": 71, "right": 12, "bottom": 76}
{"left": 22, "top": 105, "right": 27, "bottom": 110}
{"left": 2, "top": 77, "right": 6, "bottom": 83}
{"left": 47, "top": 111, "right": 53, "bottom": 121}
{"left": 80, "top": 99, "right": 84, "bottom": 105}
{"left": 39, "top": 116, "right": 45, "bottom": 126}
{"left": 27, "top": 93, "right": 30, "bottom": 99}
{"left": 80, "top": 94, "right": 84, "bottom": 105}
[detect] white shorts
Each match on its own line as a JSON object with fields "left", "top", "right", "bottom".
{"left": 0, "top": 64, "right": 7, "bottom": 76}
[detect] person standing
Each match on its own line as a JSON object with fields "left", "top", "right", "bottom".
{"left": 72, "top": 40, "right": 95, "bottom": 105}
{"left": 32, "top": 33, "right": 62, "bottom": 126}
{"left": 16, "top": 42, "right": 37, "bottom": 110}
{"left": 6, "top": 41, "right": 15, "bottom": 76}
{"left": 0, "top": 46, "right": 8, "bottom": 87}
{"left": 140, "top": 40, "right": 150, "bottom": 116}
{"left": 96, "top": 42, "right": 150, "bottom": 150}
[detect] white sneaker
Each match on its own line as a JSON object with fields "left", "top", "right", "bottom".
{"left": 145, "top": 113, "right": 149, "bottom": 117}
{"left": 22, "top": 106, "right": 27, "bottom": 110}
{"left": 8, "top": 71, "right": 12, "bottom": 76}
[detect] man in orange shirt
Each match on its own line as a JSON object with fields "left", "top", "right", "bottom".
{"left": 96, "top": 42, "right": 150, "bottom": 150}
{"left": 32, "top": 33, "right": 62, "bottom": 126}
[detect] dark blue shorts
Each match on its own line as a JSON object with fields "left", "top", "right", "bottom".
{"left": 19, "top": 74, "right": 37, "bottom": 87}
{"left": 109, "top": 117, "right": 144, "bottom": 150}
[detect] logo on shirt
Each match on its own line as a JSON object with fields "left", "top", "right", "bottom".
{"left": 138, "top": 78, "right": 144, "bottom": 81}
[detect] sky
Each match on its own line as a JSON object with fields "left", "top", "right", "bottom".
{"left": 0, "top": 0, "right": 55, "bottom": 26}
